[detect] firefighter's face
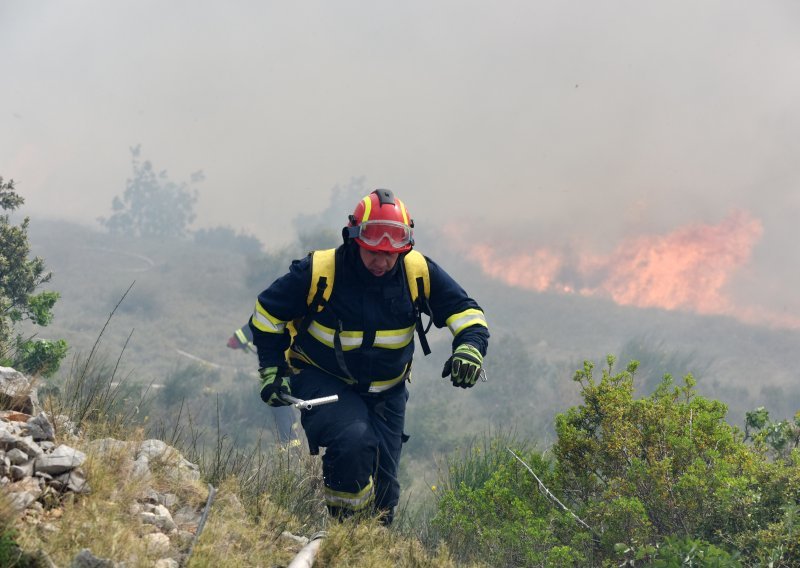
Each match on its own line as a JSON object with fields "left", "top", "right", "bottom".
{"left": 358, "top": 246, "right": 399, "bottom": 277}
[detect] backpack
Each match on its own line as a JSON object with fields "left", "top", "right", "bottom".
{"left": 290, "top": 248, "right": 433, "bottom": 359}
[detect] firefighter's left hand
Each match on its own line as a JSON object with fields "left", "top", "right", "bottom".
{"left": 442, "top": 344, "right": 484, "bottom": 388}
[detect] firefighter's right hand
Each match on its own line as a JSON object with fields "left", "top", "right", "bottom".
{"left": 259, "top": 367, "right": 291, "bottom": 406}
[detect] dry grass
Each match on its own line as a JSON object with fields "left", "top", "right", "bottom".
{"left": 186, "top": 486, "right": 470, "bottom": 568}
{"left": 186, "top": 479, "right": 303, "bottom": 567}
{"left": 312, "top": 518, "right": 477, "bottom": 568}
{"left": 12, "top": 426, "right": 210, "bottom": 566}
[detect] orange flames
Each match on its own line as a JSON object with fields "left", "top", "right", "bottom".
{"left": 464, "top": 210, "right": 797, "bottom": 328}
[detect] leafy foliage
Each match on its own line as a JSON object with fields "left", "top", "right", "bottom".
{"left": 745, "top": 406, "right": 800, "bottom": 460}
{"left": 0, "top": 176, "right": 67, "bottom": 377}
{"left": 427, "top": 356, "right": 800, "bottom": 566}
{"left": 431, "top": 435, "right": 589, "bottom": 566}
{"left": 616, "top": 536, "right": 742, "bottom": 566}
{"left": 12, "top": 337, "right": 68, "bottom": 378}
{"left": 99, "top": 145, "right": 200, "bottom": 238}
{"left": 552, "top": 356, "right": 800, "bottom": 565}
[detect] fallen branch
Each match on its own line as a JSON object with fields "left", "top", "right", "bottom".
{"left": 506, "top": 447, "right": 596, "bottom": 536}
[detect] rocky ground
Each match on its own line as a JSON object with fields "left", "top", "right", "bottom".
{"left": 1, "top": 366, "right": 213, "bottom": 567}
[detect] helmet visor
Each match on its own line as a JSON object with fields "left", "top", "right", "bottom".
{"left": 356, "top": 220, "right": 413, "bottom": 249}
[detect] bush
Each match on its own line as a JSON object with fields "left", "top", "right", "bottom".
{"left": 616, "top": 536, "right": 742, "bottom": 566}
{"left": 553, "top": 355, "right": 800, "bottom": 565}
{"left": 430, "top": 434, "right": 589, "bottom": 566}
{"left": 0, "top": 176, "right": 67, "bottom": 377}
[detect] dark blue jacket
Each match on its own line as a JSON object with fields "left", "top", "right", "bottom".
{"left": 250, "top": 243, "right": 489, "bottom": 393}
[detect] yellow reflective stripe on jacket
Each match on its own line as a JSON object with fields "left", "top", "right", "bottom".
{"left": 307, "top": 322, "right": 414, "bottom": 350}
{"left": 288, "top": 348, "right": 408, "bottom": 391}
{"left": 286, "top": 347, "right": 356, "bottom": 384}
{"left": 251, "top": 301, "right": 287, "bottom": 334}
{"left": 307, "top": 321, "right": 363, "bottom": 350}
{"left": 373, "top": 326, "right": 415, "bottom": 349}
{"left": 367, "top": 364, "right": 410, "bottom": 393}
{"left": 324, "top": 477, "right": 374, "bottom": 511}
{"left": 446, "top": 308, "right": 488, "bottom": 336}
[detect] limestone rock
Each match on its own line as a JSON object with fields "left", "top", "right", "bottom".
{"left": 0, "top": 367, "right": 41, "bottom": 415}
{"left": 35, "top": 444, "right": 87, "bottom": 475}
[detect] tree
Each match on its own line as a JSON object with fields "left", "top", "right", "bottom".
{"left": 0, "top": 177, "right": 67, "bottom": 377}
{"left": 100, "top": 145, "right": 200, "bottom": 238}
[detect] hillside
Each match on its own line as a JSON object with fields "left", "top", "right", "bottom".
{"left": 28, "top": 218, "right": 800, "bottom": 426}
{"left": 21, "top": 218, "right": 800, "bottom": 516}
{"left": 5, "top": 218, "right": 800, "bottom": 566}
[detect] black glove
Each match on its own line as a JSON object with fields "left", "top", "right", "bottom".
{"left": 259, "top": 367, "right": 291, "bottom": 406}
{"left": 442, "top": 344, "right": 484, "bottom": 388}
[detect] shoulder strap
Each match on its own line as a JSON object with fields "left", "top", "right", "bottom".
{"left": 307, "top": 248, "right": 358, "bottom": 383}
{"left": 403, "top": 251, "right": 433, "bottom": 356}
{"left": 296, "top": 248, "right": 336, "bottom": 335}
{"left": 307, "top": 248, "right": 336, "bottom": 309}
{"left": 403, "top": 250, "right": 430, "bottom": 302}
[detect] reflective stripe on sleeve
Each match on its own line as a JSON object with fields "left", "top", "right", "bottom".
{"left": 373, "top": 326, "right": 415, "bottom": 349}
{"left": 234, "top": 328, "right": 249, "bottom": 345}
{"left": 251, "top": 301, "right": 287, "bottom": 334}
{"left": 324, "top": 477, "right": 374, "bottom": 511}
{"left": 446, "top": 308, "right": 488, "bottom": 336}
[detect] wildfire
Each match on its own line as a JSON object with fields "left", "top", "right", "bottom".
{"left": 465, "top": 210, "right": 798, "bottom": 328}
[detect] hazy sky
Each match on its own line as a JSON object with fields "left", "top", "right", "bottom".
{"left": 3, "top": 1, "right": 800, "bottom": 323}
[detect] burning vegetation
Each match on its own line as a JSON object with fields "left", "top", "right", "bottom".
{"left": 467, "top": 210, "right": 798, "bottom": 329}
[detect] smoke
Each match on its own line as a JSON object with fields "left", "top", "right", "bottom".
{"left": 458, "top": 210, "right": 799, "bottom": 329}
{"left": 2, "top": 1, "right": 799, "bottom": 330}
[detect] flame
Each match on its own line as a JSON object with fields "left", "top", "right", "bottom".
{"left": 465, "top": 210, "right": 798, "bottom": 329}
{"left": 473, "top": 244, "right": 563, "bottom": 292}
{"left": 593, "top": 210, "right": 762, "bottom": 314}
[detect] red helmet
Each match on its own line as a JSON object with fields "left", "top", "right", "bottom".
{"left": 345, "top": 189, "right": 414, "bottom": 253}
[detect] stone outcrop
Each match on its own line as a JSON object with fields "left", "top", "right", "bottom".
{"left": 0, "top": 366, "right": 41, "bottom": 415}
{"left": 1, "top": 367, "right": 210, "bottom": 567}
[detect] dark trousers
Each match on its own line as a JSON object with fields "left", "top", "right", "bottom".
{"left": 290, "top": 367, "right": 408, "bottom": 520}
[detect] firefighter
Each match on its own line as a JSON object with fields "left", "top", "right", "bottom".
{"left": 226, "top": 323, "right": 299, "bottom": 446}
{"left": 249, "top": 188, "right": 489, "bottom": 525}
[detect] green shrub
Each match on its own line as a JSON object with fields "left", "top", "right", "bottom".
{"left": 12, "top": 337, "right": 68, "bottom": 378}
{"left": 554, "top": 355, "right": 800, "bottom": 566}
{"left": 616, "top": 536, "right": 742, "bottom": 567}
{"left": 431, "top": 434, "right": 588, "bottom": 566}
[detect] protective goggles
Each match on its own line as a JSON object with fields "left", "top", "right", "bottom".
{"left": 348, "top": 220, "right": 413, "bottom": 249}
